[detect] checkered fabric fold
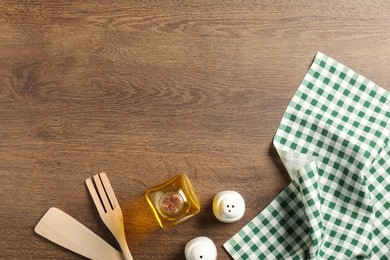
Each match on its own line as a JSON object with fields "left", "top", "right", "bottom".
{"left": 224, "top": 52, "right": 390, "bottom": 259}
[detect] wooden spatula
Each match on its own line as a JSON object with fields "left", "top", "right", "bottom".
{"left": 35, "top": 207, "right": 123, "bottom": 260}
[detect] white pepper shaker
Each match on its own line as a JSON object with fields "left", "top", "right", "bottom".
{"left": 184, "top": 236, "right": 217, "bottom": 260}
{"left": 212, "top": 190, "right": 245, "bottom": 223}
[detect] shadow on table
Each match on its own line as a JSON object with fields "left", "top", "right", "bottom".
{"left": 122, "top": 196, "right": 191, "bottom": 259}
{"left": 122, "top": 196, "right": 160, "bottom": 239}
{"left": 269, "top": 141, "right": 291, "bottom": 184}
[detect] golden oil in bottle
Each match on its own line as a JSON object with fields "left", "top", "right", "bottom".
{"left": 145, "top": 174, "right": 201, "bottom": 228}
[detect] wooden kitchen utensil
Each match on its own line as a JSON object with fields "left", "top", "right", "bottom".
{"left": 86, "top": 172, "right": 133, "bottom": 260}
{"left": 35, "top": 207, "right": 123, "bottom": 260}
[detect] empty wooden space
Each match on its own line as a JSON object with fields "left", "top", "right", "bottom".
{"left": 1, "top": 1, "right": 389, "bottom": 259}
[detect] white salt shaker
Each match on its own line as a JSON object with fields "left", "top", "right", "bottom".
{"left": 212, "top": 190, "right": 245, "bottom": 223}
{"left": 184, "top": 236, "right": 217, "bottom": 260}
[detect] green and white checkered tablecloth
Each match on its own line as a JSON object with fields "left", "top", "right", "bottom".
{"left": 224, "top": 52, "right": 390, "bottom": 259}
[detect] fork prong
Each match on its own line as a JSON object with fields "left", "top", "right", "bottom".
{"left": 85, "top": 178, "right": 106, "bottom": 216}
{"left": 99, "top": 172, "right": 119, "bottom": 209}
{"left": 93, "top": 174, "right": 113, "bottom": 212}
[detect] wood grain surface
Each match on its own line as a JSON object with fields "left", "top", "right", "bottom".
{"left": 1, "top": 0, "right": 389, "bottom": 259}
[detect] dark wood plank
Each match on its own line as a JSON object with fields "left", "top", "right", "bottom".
{"left": 1, "top": 0, "right": 389, "bottom": 259}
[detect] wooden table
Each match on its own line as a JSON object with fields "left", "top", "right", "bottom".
{"left": 1, "top": 1, "right": 389, "bottom": 259}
